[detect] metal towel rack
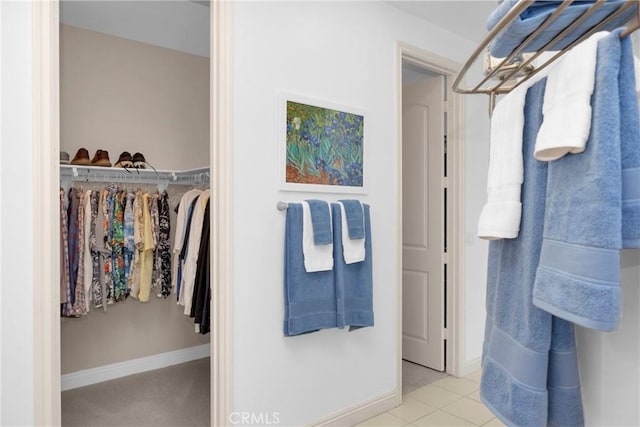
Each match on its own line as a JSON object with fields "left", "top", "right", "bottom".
{"left": 453, "top": 0, "right": 640, "bottom": 112}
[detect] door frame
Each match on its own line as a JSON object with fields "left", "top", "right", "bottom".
{"left": 31, "top": 2, "right": 234, "bottom": 425}
{"left": 395, "top": 42, "right": 466, "bottom": 397}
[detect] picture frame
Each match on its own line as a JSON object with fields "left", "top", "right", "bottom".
{"left": 278, "top": 92, "right": 367, "bottom": 194}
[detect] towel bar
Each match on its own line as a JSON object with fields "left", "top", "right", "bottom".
{"left": 277, "top": 201, "right": 289, "bottom": 211}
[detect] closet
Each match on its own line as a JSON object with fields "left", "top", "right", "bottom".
{"left": 58, "top": 2, "right": 211, "bottom": 425}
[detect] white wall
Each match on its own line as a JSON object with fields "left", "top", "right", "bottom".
{"left": 60, "top": 24, "right": 210, "bottom": 171}
{"left": 0, "top": 2, "right": 3, "bottom": 422}
{"left": 577, "top": 250, "right": 640, "bottom": 427}
{"left": 232, "top": 2, "right": 489, "bottom": 425}
{"left": 0, "top": 2, "right": 35, "bottom": 425}
{"left": 60, "top": 0, "right": 210, "bottom": 58}
{"left": 462, "top": 60, "right": 491, "bottom": 366}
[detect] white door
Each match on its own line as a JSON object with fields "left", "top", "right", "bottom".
{"left": 402, "top": 76, "right": 446, "bottom": 371}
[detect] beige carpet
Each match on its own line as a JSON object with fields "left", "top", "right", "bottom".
{"left": 62, "top": 358, "right": 210, "bottom": 427}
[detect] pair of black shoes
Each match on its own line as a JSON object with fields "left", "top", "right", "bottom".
{"left": 114, "top": 152, "right": 147, "bottom": 169}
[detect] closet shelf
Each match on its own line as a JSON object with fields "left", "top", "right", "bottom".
{"left": 60, "top": 164, "right": 210, "bottom": 189}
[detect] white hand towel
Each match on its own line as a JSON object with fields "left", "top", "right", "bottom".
{"left": 339, "top": 202, "right": 366, "bottom": 264}
{"left": 301, "top": 201, "right": 334, "bottom": 272}
{"left": 477, "top": 84, "right": 528, "bottom": 240}
{"left": 478, "top": 53, "right": 558, "bottom": 240}
{"left": 534, "top": 31, "right": 608, "bottom": 161}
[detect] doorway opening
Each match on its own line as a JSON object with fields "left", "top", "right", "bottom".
{"left": 30, "top": 1, "right": 236, "bottom": 425}
{"left": 396, "top": 44, "right": 466, "bottom": 399}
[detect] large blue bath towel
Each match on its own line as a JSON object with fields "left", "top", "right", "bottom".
{"left": 283, "top": 203, "right": 337, "bottom": 336}
{"left": 487, "top": 0, "right": 637, "bottom": 58}
{"left": 533, "top": 30, "right": 634, "bottom": 331}
{"left": 481, "top": 80, "right": 584, "bottom": 427}
{"left": 332, "top": 203, "right": 374, "bottom": 331}
{"left": 620, "top": 34, "right": 640, "bottom": 249}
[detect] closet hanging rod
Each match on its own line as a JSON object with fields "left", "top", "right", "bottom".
{"left": 452, "top": 0, "right": 640, "bottom": 98}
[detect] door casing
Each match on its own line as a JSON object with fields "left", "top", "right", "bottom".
{"left": 395, "top": 42, "right": 466, "bottom": 401}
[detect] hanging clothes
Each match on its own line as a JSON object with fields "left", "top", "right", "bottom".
{"left": 130, "top": 189, "right": 144, "bottom": 299}
{"left": 89, "top": 190, "right": 102, "bottom": 308}
{"left": 57, "top": 183, "right": 192, "bottom": 317}
{"left": 180, "top": 190, "right": 210, "bottom": 315}
{"left": 172, "top": 189, "right": 203, "bottom": 299}
{"left": 71, "top": 189, "right": 87, "bottom": 317}
{"left": 191, "top": 199, "right": 210, "bottom": 333}
{"left": 138, "top": 192, "right": 156, "bottom": 302}
{"left": 101, "top": 188, "right": 112, "bottom": 304}
{"left": 112, "top": 190, "right": 126, "bottom": 301}
{"left": 123, "top": 191, "right": 135, "bottom": 293}
{"left": 150, "top": 192, "right": 161, "bottom": 291}
{"left": 60, "top": 188, "right": 71, "bottom": 309}
{"left": 157, "top": 191, "right": 172, "bottom": 298}
{"left": 67, "top": 188, "right": 81, "bottom": 308}
{"left": 82, "top": 190, "right": 93, "bottom": 313}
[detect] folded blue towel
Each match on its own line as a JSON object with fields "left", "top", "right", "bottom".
{"left": 481, "top": 79, "right": 583, "bottom": 426}
{"left": 283, "top": 203, "right": 337, "bottom": 336}
{"left": 619, "top": 34, "right": 640, "bottom": 249}
{"left": 487, "top": 0, "right": 637, "bottom": 57}
{"left": 533, "top": 30, "right": 625, "bottom": 331}
{"left": 306, "top": 199, "right": 332, "bottom": 245}
{"left": 332, "top": 203, "right": 373, "bottom": 331}
{"left": 337, "top": 199, "right": 365, "bottom": 239}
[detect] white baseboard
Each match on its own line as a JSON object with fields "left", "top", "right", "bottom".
{"left": 458, "top": 357, "right": 482, "bottom": 377}
{"left": 61, "top": 344, "right": 210, "bottom": 391}
{"left": 311, "top": 391, "right": 400, "bottom": 427}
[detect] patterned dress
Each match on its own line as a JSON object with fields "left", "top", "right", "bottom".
{"left": 150, "top": 192, "right": 161, "bottom": 290}
{"left": 102, "top": 187, "right": 114, "bottom": 304}
{"left": 129, "top": 189, "right": 144, "bottom": 299}
{"left": 71, "top": 189, "right": 87, "bottom": 316}
{"left": 112, "top": 190, "right": 126, "bottom": 301}
{"left": 157, "top": 191, "right": 172, "bottom": 298}
{"left": 123, "top": 192, "right": 136, "bottom": 294}
{"left": 89, "top": 190, "right": 102, "bottom": 307}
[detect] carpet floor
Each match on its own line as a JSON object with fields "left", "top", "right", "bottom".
{"left": 62, "top": 358, "right": 210, "bottom": 427}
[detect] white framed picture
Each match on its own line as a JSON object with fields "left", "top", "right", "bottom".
{"left": 278, "top": 92, "right": 367, "bottom": 194}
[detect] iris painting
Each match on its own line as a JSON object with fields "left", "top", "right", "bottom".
{"left": 285, "top": 100, "right": 364, "bottom": 187}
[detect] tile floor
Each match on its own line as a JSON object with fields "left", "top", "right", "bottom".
{"left": 357, "top": 369, "right": 506, "bottom": 427}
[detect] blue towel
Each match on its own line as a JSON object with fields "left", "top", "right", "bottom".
{"left": 283, "top": 203, "right": 337, "bottom": 336}
{"left": 481, "top": 79, "right": 583, "bottom": 427}
{"left": 533, "top": 30, "right": 628, "bottom": 331}
{"left": 332, "top": 203, "right": 374, "bottom": 331}
{"left": 619, "top": 34, "right": 640, "bottom": 249}
{"left": 337, "top": 199, "right": 365, "bottom": 239}
{"left": 306, "top": 199, "right": 332, "bottom": 245}
{"left": 487, "top": 0, "right": 637, "bottom": 57}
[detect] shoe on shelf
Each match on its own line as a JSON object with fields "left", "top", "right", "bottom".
{"left": 132, "top": 152, "right": 147, "bottom": 169}
{"left": 70, "top": 148, "right": 91, "bottom": 165}
{"left": 91, "top": 149, "right": 112, "bottom": 167}
{"left": 114, "top": 151, "right": 133, "bottom": 168}
{"left": 60, "top": 151, "right": 70, "bottom": 165}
